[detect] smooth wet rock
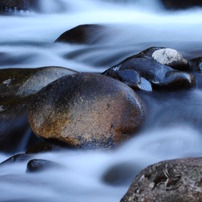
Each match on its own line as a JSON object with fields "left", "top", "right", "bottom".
{"left": 103, "top": 69, "right": 152, "bottom": 92}
{"left": 121, "top": 157, "right": 202, "bottom": 202}
{"left": 104, "top": 57, "right": 195, "bottom": 89}
{"left": 28, "top": 73, "right": 144, "bottom": 149}
{"left": 103, "top": 162, "right": 141, "bottom": 186}
{"left": 27, "top": 159, "right": 60, "bottom": 173}
{"left": 55, "top": 24, "right": 107, "bottom": 45}
{"left": 0, "top": 66, "right": 75, "bottom": 153}
{"left": 161, "top": 0, "right": 202, "bottom": 10}
{"left": 0, "top": 66, "right": 76, "bottom": 98}
{"left": 152, "top": 48, "right": 189, "bottom": 70}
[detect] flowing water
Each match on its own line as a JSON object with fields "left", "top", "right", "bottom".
{"left": 0, "top": 0, "right": 202, "bottom": 201}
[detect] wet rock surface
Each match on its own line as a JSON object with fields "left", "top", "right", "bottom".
{"left": 0, "top": 66, "right": 75, "bottom": 153}
{"left": 27, "top": 159, "right": 60, "bottom": 173}
{"left": 55, "top": 24, "right": 109, "bottom": 45}
{"left": 103, "top": 69, "right": 152, "bottom": 92}
{"left": 28, "top": 73, "right": 144, "bottom": 149}
{"left": 104, "top": 57, "right": 195, "bottom": 89}
{"left": 26, "top": 140, "right": 73, "bottom": 154}
{"left": 121, "top": 157, "right": 202, "bottom": 202}
{"left": 161, "top": 0, "right": 202, "bottom": 10}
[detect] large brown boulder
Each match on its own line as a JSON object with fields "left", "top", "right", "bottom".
{"left": 28, "top": 73, "right": 144, "bottom": 149}
{"left": 121, "top": 157, "right": 202, "bottom": 202}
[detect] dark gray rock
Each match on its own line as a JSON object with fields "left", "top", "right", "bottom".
{"left": 102, "top": 162, "right": 141, "bottom": 186}
{"left": 27, "top": 159, "right": 60, "bottom": 173}
{"left": 0, "top": 66, "right": 76, "bottom": 153}
{"left": 55, "top": 24, "right": 108, "bottom": 45}
{"left": 28, "top": 73, "right": 144, "bottom": 149}
{"left": 161, "top": 0, "right": 202, "bottom": 10}
{"left": 121, "top": 158, "right": 202, "bottom": 202}
{"left": 103, "top": 69, "right": 152, "bottom": 92}
{"left": 190, "top": 57, "right": 202, "bottom": 72}
{"left": 26, "top": 141, "right": 73, "bottom": 154}
{"left": 104, "top": 57, "right": 195, "bottom": 89}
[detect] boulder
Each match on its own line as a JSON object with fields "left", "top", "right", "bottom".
{"left": 28, "top": 73, "right": 144, "bottom": 149}
{"left": 55, "top": 24, "right": 107, "bottom": 45}
{"left": 152, "top": 48, "right": 189, "bottom": 70}
{"left": 26, "top": 140, "right": 73, "bottom": 154}
{"left": 121, "top": 157, "right": 202, "bottom": 202}
{"left": 104, "top": 57, "right": 195, "bottom": 89}
{"left": 0, "top": 66, "right": 76, "bottom": 153}
{"left": 161, "top": 0, "right": 202, "bottom": 10}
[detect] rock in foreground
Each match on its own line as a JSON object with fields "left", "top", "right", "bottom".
{"left": 29, "top": 73, "right": 144, "bottom": 149}
{"left": 121, "top": 157, "right": 202, "bottom": 202}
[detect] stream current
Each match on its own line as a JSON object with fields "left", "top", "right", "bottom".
{"left": 0, "top": 0, "right": 202, "bottom": 201}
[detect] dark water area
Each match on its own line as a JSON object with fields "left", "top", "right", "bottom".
{"left": 0, "top": 0, "right": 202, "bottom": 201}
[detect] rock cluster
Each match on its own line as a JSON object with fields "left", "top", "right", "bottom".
{"left": 103, "top": 48, "right": 195, "bottom": 90}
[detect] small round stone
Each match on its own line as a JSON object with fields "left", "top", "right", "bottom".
{"left": 152, "top": 48, "right": 188, "bottom": 70}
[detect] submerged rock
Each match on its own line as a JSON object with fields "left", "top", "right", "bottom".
{"left": 27, "top": 159, "right": 60, "bottom": 173}
{"left": 161, "top": 0, "right": 202, "bottom": 10}
{"left": 121, "top": 157, "right": 202, "bottom": 202}
{"left": 28, "top": 73, "right": 144, "bottom": 149}
{"left": 152, "top": 48, "right": 189, "bottom": 70}
{"left": 55, "top": 24, "right": 107, "bottom": 45}
{"left": 102, "top": 162, "right": 141, "bottom": 186}
{"left": 104, "top": 57, "right": 195, "bottom": 89}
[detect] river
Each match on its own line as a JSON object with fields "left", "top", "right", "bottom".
{"left": 0, "top": 0, "right": 202, "bottom": 201}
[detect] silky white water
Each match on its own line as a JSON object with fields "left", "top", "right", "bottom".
{"left": 0, "top": 0, "right": 202, "bottom": 201}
